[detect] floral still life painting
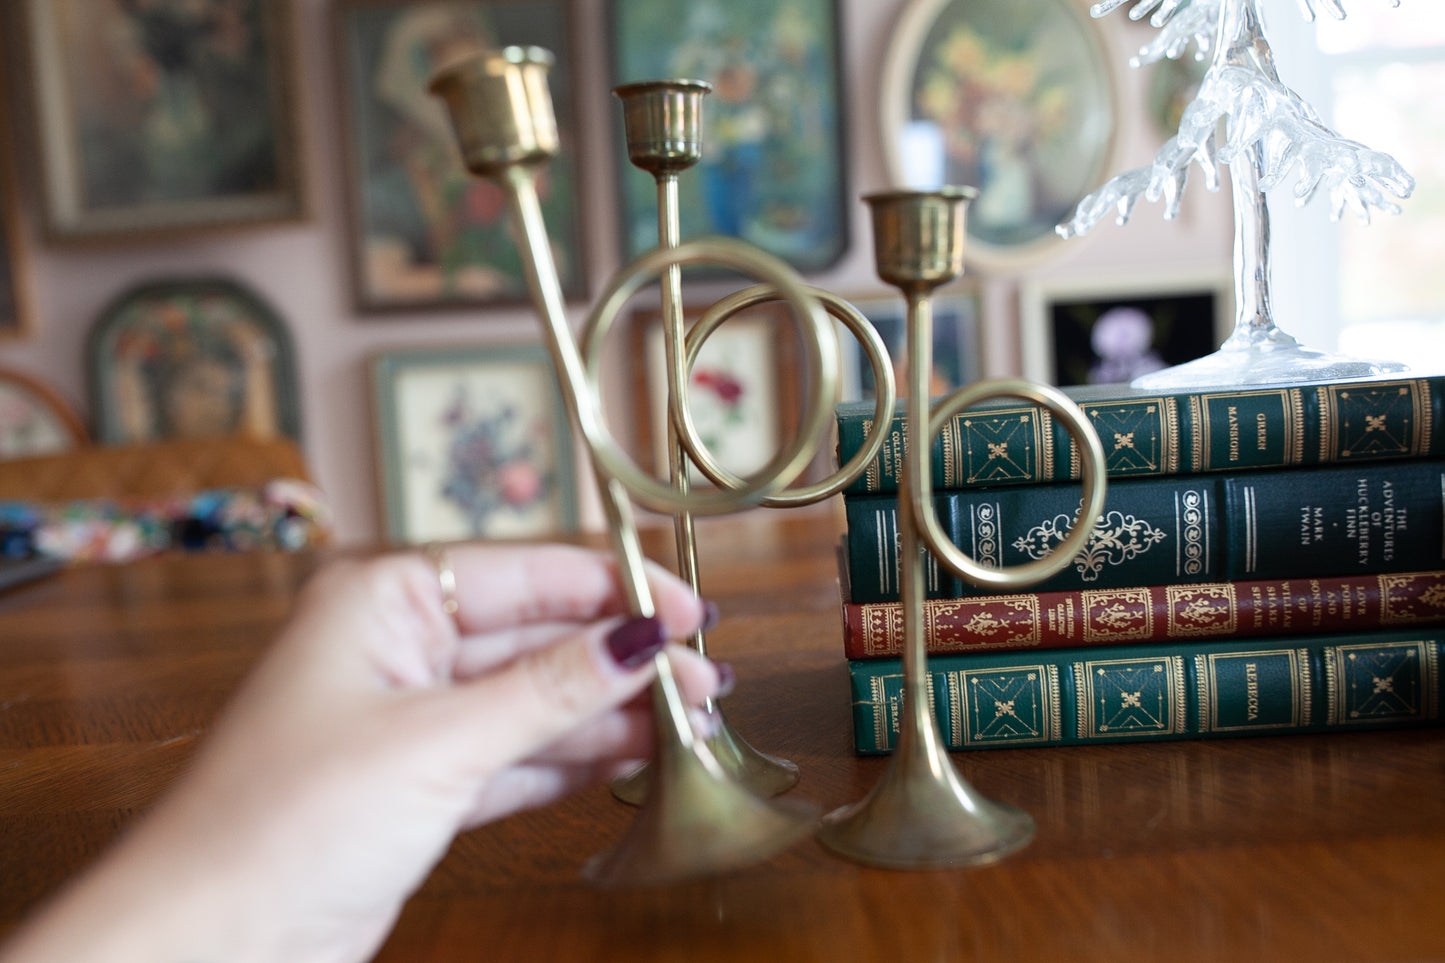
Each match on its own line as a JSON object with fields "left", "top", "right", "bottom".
{"left": 609, "top": 0, "right": 849, "bottom": 271}
{"left": 882, "top": 0, "right": 1115, "bottom": 268}
{"left": 25, "top": 0, "right": 303, "bottom": 238}
{"left": 371, "top": 344, "right": 576, "bottom": 543}
{"left": 86, "top": 279, "right": 300, "bottom": 445}
{"left": 640, "top": 309, "right": 795, "bottom": 485}
{"left": 339, "top": 0, "right": 585, "bottom": 310}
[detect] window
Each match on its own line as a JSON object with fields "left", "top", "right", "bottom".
{"left": 1269, "top": 4, "right": 1445, "bottom": 372}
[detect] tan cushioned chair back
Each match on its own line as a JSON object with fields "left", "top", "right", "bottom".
{"left": 0, "top": 436, "right": 313, "bottom": 502}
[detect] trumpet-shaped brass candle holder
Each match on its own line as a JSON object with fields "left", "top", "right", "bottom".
{"left": 603, "top": 79, "right": 900, "bottom": 805}
{"left": 606, "top": 79, "right": 799, "bottom": 803}
{"left": 432, "top": 45, "right": 1103, "bottom": 884}
{"left": 429, "top": 46, "right": 841, "bottom": 886}
{"left": 815, "top": 189, "right": 1109, "bottom": 869}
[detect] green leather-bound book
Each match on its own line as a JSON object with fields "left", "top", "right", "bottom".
{"left": 836, "top": 374, "right": 1445, "bottom": 496}
{"left": 844, "top": 459, "right": 1445, "bottom": 603}
{"left": 849, "top": 630, "right": 1443, "bottom": 752}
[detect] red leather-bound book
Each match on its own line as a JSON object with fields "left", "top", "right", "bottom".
{"left": 841, "top": 570, "right": 1445, "bottom": 659}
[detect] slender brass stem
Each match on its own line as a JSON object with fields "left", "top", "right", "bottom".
{"left": 503, "top": 164, "right": 655, "bottom": 617}
{"left": 656, "top": 171, "right": 704, "bottom": 656}
{"left": 899, "top": 289, "right": 932, "bottom": 757}
{"left": 818, "top": 188, "right": 1106, "bottom": 869}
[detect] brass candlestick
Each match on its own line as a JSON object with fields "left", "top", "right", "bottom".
{"left": 603, "top": 81, "right": 900, "bottom": 804}
{"left": 815, "top": 189, "right": 1109, "bottom": 869}
{"left": 607, "top": 79, "right": 799, "bottom": 802}
{"left": 429, "top": 47, "right": 841, "bottom": 886}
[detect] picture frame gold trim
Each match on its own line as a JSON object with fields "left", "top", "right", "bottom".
{"left": 369, "top": 342, "right": 578, "bottom": 544}
{"left": 880, "top": 0, "right": 1119, "bottom": 273}
{"left": 1019, "top": 268, "right": 1234, "bottom": 388}
{"left": 628, "top": 302, "right": 805, "bottom": 485}
{"left": 85, "top": 277, "right": 302, "bottom": 445}
{"left": 22, "top": 0, "right": 306, "bottom": 241}
{"left": 608, "top": 0, "right": 851, "bottom": 273}
{"left": 335, "top": 0, "right": 589, "bottom": 312}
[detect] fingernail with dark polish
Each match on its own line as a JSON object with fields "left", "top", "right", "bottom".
{"left": 606, "top": 616, "right": 666, "bottom": 669}
{"left": 702, "top": 599, "right": 721, "bottom": 632}
{"left": 715, "top": 662, "right": 737, "bottom": 699}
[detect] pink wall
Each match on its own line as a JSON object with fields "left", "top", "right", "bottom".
{"left": 0, "top": 0, "right": 1231, "bottom": 546}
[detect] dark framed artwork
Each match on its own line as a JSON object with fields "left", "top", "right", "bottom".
{"left": 881, "top": 0, "right": 1117, "bottom": 271}
{"left": 337, "top": 0, "right": 587, "bottom": 311}
{"left": 23, "top": 0, "right": 305, "bottom": 240}
{"left": 370, "top": 343, "right": 577, "bottom": 543}
{"left": 0, "top": 69, "right": 33, "bottom": 341}
{"left": 837, "top": 286, "right": 981, "bottom": 402}
{"left": 1020, "top": 271, "right": 1234, "bottom": 387}
{"left": 85, "top": 278, "right": 301, "bottom": 443}
{"left": 608, "top": 0, "right": 849, "bottom": 272}
{"left": 631, "top": 303, "right": 803, "bottom": 483}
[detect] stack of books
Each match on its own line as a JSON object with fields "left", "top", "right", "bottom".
{"left": 834, "top": 375, "right": 1445, "bottom": 752}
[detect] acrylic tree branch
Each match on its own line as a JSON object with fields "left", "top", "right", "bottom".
{"left": 1058, "top": 0, "right": 1413, "bottom": 241}
{"left": 1058, "top": 0, "right": 1414, "bottom": 387}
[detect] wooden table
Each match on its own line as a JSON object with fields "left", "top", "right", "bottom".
{"left": 2, "top": 509, "right": 1443, "bottom": 961}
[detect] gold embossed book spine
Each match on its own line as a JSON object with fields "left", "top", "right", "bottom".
{"left": 836, "top": 375, "right": 1444, "bottom": 495}
{"left": 840, "top": 570, "right": 1445, "bottom": 658}
{"left": 849, "top": 630, "right": 1444, "bottom": 752}
{"left": 844, "top": 459, "right": 1445, "bottom": 603}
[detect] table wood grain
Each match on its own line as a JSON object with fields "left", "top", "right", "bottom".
{"left": 2, "top": 509, "right": 1442, "bottom": 961}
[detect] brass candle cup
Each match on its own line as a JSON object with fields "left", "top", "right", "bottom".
{"left": 613, "top": 79, "right": 712, "bottom": 175}
{"left": 429, "top": 46, "right": 559, "bottom": 175}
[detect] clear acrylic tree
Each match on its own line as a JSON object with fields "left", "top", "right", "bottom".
{"left": 1058, "top": 0, "right": 1415, "bottom": 388}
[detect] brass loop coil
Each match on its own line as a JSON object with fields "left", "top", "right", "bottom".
{"left": 915, "top": 378, "right": 1108, "bottom": 590}
{"left": 579, "top": 237, "right": 840, "bottom": 517}
{"left": 676, "top": 284, "right": 898, "bottom": 508}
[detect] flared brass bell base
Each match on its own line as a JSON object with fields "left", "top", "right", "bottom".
{"left": 816, "top": 754, "right": 1034, "bottom": 870}
{"left": 584, "top": 742, "right": 818, "bottom": 887}
{"left": 610, "top": 710, "right": 801, "bottom": 804}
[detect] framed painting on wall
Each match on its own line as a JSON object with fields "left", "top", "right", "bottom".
{"left": 608, "top": 0, "right": 850, "bottom": 272}
{"left": 0, "top": 368, "right": 87, "bottom": 460}
{"left": 23, "top": 0, "right": 305, "bottom": 240}
{"left": 337, "top": 0, "right": 587, "bottom": 311}
{"left": 633, "top": 304, "right": 801, "bottom": 485}
{"left": 85, "top": 278, "right": 301, "bottom": 443}
{"left": 836, "top": 286, "right": 981, "bottom": 402}
{"left": 1020, "top": 270, "right": 1234, "bottom": 387}
{"left": 0, "top": 71, "right": 34, "bottom": 341}
{"left": 880, "top": 0, "right": 1117, "bottom": 271}
{"left": 370, "top": 343, "right": 577, "bottom": 543}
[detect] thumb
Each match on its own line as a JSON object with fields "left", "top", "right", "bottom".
{"left": 432, "top": 614, "right": 669, "bottom": 772}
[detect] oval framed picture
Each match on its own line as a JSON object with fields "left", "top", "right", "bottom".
{"left": 881, "top": 0, "right": 1118, "bottom": 272}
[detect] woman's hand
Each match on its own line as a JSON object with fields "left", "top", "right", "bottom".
{"left": 0, "top": 543, "right": 725, "bottom": 963}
